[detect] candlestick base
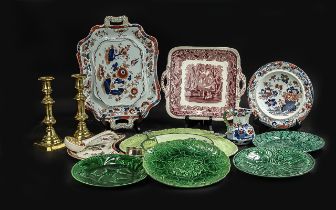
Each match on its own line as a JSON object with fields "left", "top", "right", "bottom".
{"left": 35, "top": 126, "right": 65, "bottom": 151}
{"left": 73, "top": 122, "right": 93, "bottom": 141}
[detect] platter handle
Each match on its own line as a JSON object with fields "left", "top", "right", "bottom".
{"left": 161, "top": 68, "right": 169, "bottom": 96}
{"left": 104, "top": 16, "right": 129, "bottom": 26}
{"left": 110, "top": 118, "right": 136, "bottom": 130}
{"left": 237, "top": 69, "right": 246, "bottom": 98}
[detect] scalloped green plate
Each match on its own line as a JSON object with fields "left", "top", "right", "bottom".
{"left": 253, "top": 131, "right": 325, "bottom": 152}
{"left": 233, "top": 147, "right": 315, "bottom": 178}
{"left": 143, "top": 139, "right": 231, "bottom": 188}
{"left": 71, "top": 154, "right": 147, "bottom": 187}
{"left": 119, "top": 128, "right": 238, "bottom": 156}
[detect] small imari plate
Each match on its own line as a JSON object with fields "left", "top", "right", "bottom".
{"left": 248, "top": 61, "right": 314, "bottom": 129}
{"left": 77, "top": 16, "right": 160, "bottom": 129}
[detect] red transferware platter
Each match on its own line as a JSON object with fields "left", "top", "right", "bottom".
{"left": 161, "top": 46, "right": 246, "bottom": 121}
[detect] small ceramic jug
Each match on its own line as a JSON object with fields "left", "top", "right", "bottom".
{"left": 223, "top": 108, "right": 255, "bottom": 145}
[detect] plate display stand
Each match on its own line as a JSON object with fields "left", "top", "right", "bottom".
{"left": 133, "top": 111, "right": 143, "bottom": 132}
{"left": 184, "top": 116, "right": 213, "bottom": 131}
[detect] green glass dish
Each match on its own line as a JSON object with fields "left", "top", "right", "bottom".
{"left": 71, "top": 154, "right": 147, "bottom": 187}
{"left": 233, "top": 147, "right": 315, "bottom": 178}
{"left": 119, "top": 128, "right": 238, "bottom": 157}
{"left": 143, "top": 139, "right": 231, "bottom": 188}
{"left": 253, "top": 131, "right": 325, "bottom": 152}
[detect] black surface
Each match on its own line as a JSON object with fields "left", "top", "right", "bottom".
{"left": 3, "top": 0, "right": 335, "bottom": 207}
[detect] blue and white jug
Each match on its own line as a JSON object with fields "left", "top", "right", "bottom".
{"left": 223, "top": 108, "right": 255, "bottom": 145}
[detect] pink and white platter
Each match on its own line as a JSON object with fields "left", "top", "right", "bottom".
{"left": 161, "top": 46, "right": 246, "bottom": 121}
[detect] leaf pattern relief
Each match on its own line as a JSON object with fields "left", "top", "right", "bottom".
{"left": 233, "top": 147, "right": 315, "bottom": 178}
{"left": 143, "top": 139, "right": 230, "bottom": 188}
{"left": 119, "top": 128, "right": 238, "bottom": 157}
{"left": 253, "top": 131, "right": 325, "bottom": 152}
{"left": 71, "top": 154, "right": 146, "bottom": 187}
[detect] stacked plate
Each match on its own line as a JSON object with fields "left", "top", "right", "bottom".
{"left": 233, "top": 131, "right": 325, "bottom": 178}
{"left": 71, "top": 128, "right": 235, "bottom": 188}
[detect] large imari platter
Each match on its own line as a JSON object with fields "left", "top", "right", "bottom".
{"left": 248, "top": 61, "right": 313, "bottom": 129}
{"left": 77, "top": 16, "right": 160, "bottom": 129}
{"left": 118, "top": 128, "right": 238, "bottom": 157}
{"left": 143, "top": 139, "right": 230, "bottom": 188}
{"left": 161, "top": 47, "right": 246, "bottom": 121}
{"left": 233, "top": 147, "right": 315, "bottom": 178}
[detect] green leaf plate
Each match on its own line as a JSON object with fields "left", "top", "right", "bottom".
{"left": 143, "top": 139, "right": 231, "bottom": 188}
{"left": 233, "top": 147, "right": 315, "bottom": 178}
{"left": 71, "top": 154, "right": 147, "bottom": 187}
{"left": 253, "top": 131, "right": 325, "bottom": 152}
{"left": 119, "top": 128, "right": 238, "bottom": 157}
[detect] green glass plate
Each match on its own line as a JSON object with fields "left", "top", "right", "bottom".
{"left": 119, "top": 128, "right": 238, "bottom": 156}
{"left": 233, "top": 147, "right": 315, "bottom": 178}
{"left": 71, "top": 154, "right": 147, "bottom": 187}
{"left": 253, "top": 131, "right": 325, "bottom": 152}
{"left": 143, "top": 139, "right": 231, "bottom": 188}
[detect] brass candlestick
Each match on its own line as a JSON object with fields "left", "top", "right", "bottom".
{"left": 72, "top": 74, "right": 93, "bottom": 141}
{"left": 35, "top": 76, "right": 65, "bottom": 151}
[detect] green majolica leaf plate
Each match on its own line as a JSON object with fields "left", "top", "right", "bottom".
{"left": 119, "top": 128, "right": 238, "bottom": 156}
{"left": 253, "top": 131, "right": 325, "bottom": 152}
{"left": 233, "top": 147, "right": 315, "bottom": 178}
{"left": 143, "top": 139, "right": 231, "bottom": 188}
{"left": 71, "top": 154, "right": 147, "bottom": 187}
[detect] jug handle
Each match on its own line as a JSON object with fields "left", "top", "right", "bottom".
{"left": 223, "top": 109, "right": 232, "bottom": 128}
{"left": 237, "top": 69, "right": 246, "bottom": 98}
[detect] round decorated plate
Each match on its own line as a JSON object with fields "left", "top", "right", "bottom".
{"left": 253, "top": 131, "right": 325, "bottom": 152}
{"left": 143, "top": 139, "right": 230, "bottom": 188}
{"left": 233, "top": 147, "right": 315, "bottom": 178}
{"left": 119, "top": 128, "right": 238, "bottom": 156}
{"left": 71, "top": 154, "right": 147, "bottom": 187}
{"left": 248, "top": 61, "right": 314, "bottom": 129}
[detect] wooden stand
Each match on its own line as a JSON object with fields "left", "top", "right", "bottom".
{"left": 184, "top": 116, "right": 213, "bottom": 131}
{"left": 133, "top": 111, "right": 143, "bottom": 133}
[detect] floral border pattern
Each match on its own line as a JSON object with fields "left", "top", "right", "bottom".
{"left": 248, "top": 61, "right": 314, "bottom": 129}
{"left": 77, "top": 22, "right": 160, "bottom": 129}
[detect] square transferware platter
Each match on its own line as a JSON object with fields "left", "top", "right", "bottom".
{"left": 77, "top": 16, "right": 160, "bottom": 129}
{"left": 161, "top": 46, "right": 246, "bottom": 121}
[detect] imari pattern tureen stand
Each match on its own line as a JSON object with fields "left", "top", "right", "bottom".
{"left": 161, "top": 47, "right": 246, "bottom": 125}
{"left": 77, "top": 16, "right": 160, "bottom": 130}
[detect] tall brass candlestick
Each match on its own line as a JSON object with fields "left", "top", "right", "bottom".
{"left": 72, "top": 74, "right": 93, "bottom": 141}
{"left": 35, "top": 76, "right": 64, "bottom": 151}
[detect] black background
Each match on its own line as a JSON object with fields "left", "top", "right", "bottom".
{"left": 3, "top": 0, "right": 335, "bottom": 207}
